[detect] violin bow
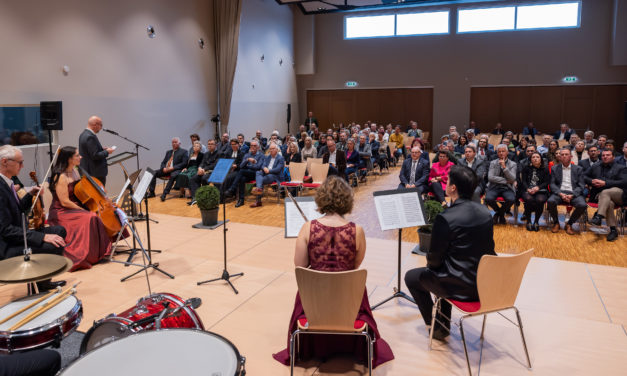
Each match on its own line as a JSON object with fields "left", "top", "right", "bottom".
{"left": 30, "top": 145, "right": 61, "bottom": 213}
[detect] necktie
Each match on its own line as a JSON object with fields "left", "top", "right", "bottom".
{"left": 481, "top": 149, "right": 485, "bottom": 156}
{"left": 410, "top": 161, "right": 417, "bottom": 185}
{"left": 166, "top": 152, "right": 174, "bottom": 168}
{"left": 9, "top": 182, "right": 20, "bottom": 203}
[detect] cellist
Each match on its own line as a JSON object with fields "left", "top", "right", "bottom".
{"left": 47, "top": 146, "right": 112, "bottom": 271}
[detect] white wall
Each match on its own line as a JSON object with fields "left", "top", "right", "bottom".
{"left": 0, "top": 0, "right": 216, "bottom": 191}
{"left": 228, "top": 0, "right": 299, "bottom": 140}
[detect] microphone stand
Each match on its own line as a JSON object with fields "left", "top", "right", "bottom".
{"left": 103, "top": 129, "right": 155, "bottom": 223}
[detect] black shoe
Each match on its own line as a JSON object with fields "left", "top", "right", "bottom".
{"left": 224, "top": 190, "right": 234, "bottom": 198}
{"left": 431, "top": 327, "right": 450, "bottom": 341}
{"left": 146, "top": 191, "right": 156, "bottom": 198}
{"left": 607, "top": 229, "right": 619, "bottom": 242}
{"left": 160, "top": 194, "right": 166, "bottom": 202}
{"left": 589, "top": 213, "right": 603, "bottom": 226}
{"left": 499, "top": 215, "right": 507, "bottom": 224}
{"left": 493, "top": 213, "right": 500, "bottom": 224}
{"left": 526, "top": 222, "right": 533, "bottom": 231}
{"left": 234, "top": 200, "right": 245, "bottom": 208}
{"left": 533, "top": 223, "right": 540, "bottom": 232}
{"left": 36, "top": 279, "right": 67, "bottom": 291}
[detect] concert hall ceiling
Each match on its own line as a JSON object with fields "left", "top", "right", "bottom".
{"left": 275, "top": 0, "right": 504, "bottom": 15}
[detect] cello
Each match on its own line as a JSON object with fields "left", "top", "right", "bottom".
{"left": 73, "top": 167, "right": 123, "bottom": 239}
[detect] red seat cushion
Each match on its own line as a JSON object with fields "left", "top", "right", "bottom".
{"left": 302, "top": 183, "right": 321, "bottom": 188}
{"left": 496, "top": 196, "right": 505, "bottom": 202}
{"left": 588, "top": 202, "right": 598, "bottom": 209}
{"left": 246, "top": 180, "right": 256, "bottom": 184}
{"left": 297, "top": 317, "right": 366, "bottom": 330}
{"left": 449, "top": 300, "right": 481, "bottom": 313}
{"left": 280, "top": 182, "right": 301, "bottom": 187}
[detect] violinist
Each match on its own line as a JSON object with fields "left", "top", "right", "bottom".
{"left": 0, "top": 145, "right": 67, "bottom": 291}
{"left": 47, "top": 146, "right": 112, "bottom": 271}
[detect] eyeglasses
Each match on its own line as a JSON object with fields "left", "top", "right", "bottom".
{"left": 9, "top": 159, "right": 24, "bottom": 166}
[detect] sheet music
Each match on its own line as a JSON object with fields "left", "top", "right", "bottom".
{"left": 285, "top": 197, "right": 323, "bottom": 238}
{"left": 115, "top": 178, "right": 131, "bottom": 206}
{"left": 373, "top": 190, "right": 425, "bottom": 231}
{"left": 133, "top": 170, "right": 153, "bottom": 204}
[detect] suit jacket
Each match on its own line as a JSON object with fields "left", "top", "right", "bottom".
{"left": 222, "top": 149, "right": 244, "bottom": 171}
{"left": 476, "top": 147, "right": 495, "bottom": 162}
{"left": 553, "top": 130, "right": 573, "bottom": 141}
{"left": 0, "top": 178, "right": 45, "bottom": 259}
{"left": 458, "top": 158, "right": 487, "bottom": 188}
{"left": 357, "top": 143, "right": 371, "bottom": 159}
{"left": 345, "top": 149, "right": 360, "bottom": 168}
{"left": 159, "top": 148, "right": 188, "bottom": 172}
{"left": 487, "top": 158, "right": 517, "bottom": 191}
{"left": 549, "top": 163, "right": 585, "bottom": 197}
{"left": 240, "top": 150, "right": 264, "bottom": 171}
{"left": 217, "top": 141, "right": 231, "bottom": 156}
{"left": 199, "top": 150, "right": 221, "bottom": 171}
{"left": 615, "top": 155, "right": 627, "bottom": 168}
{"left": 427, "top": 199, "right": 496, "bottom": 301}
{"left": 323, "top": 149, "right": 347, "bottom": 177}
{"left": 79, "top": 129, "right": 108, "bottom": 178}
{"left": 261, "top": 153, "right": 285, "bottom": 176}
{"left": 399, "top": 157, "right": 430, "bottom": 188}
{"left": 317, "top": 145, "right": 329, "bottom": 158}
{"left": 585, "top": 162, "right": 626, "bottom": 202}
{"left": 578, "top": 158, "right": 600, "bottom": 175}
{"left": 282, "top": 152, "right": 302, "bottom": 165}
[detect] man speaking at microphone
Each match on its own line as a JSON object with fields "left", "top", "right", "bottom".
{"left": 79, "top": 116, "right": 114, "bottom": 186}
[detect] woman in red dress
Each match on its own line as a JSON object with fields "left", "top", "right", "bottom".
{"left": 273, "top": 175, "right": 394, "bottom": 368}
{"left": 47, "top": 146, "right": 111, "bottom": 271}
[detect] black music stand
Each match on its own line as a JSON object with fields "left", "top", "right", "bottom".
{"left": 119, "top": 168, "right": 173, "bottom": 282}
{"left": 197, "top": 159, "right": 243, "bottom": 294}
{"left": 370, "top": 187, "right": 426, "bottom": 310}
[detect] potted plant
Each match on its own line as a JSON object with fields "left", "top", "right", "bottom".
{"left": 417, "top": 199, "right": 445, "bottom": 253}
{"left": 195, "top": 185, "right": 220, "bottom": 226}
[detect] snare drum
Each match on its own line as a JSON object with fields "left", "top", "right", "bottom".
{"left": 80, "top": 292, "right": 203, "bottom": 354}
{"left": 0, "top": 293, "right": 82, "bottom": 353}
{"left": 63, "top": 329, "right": 246, "bottom": 376}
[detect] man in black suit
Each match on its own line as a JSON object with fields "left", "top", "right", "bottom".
{"left": 219, "top": 139, "right": 244, "bottom": 201}
{"left": 148, "top": 137, "right": 189, "bottom": 201}
{"left": 547, "top": 148, "right": 587, "bottom": 235}
{"left": 458, "top": 144, "right": 487, "bottom": 202}
{"left": 322, "top": 139, "right": 347, "bottom": 179}
{"left": 0, "top": 145, "right": 66, "bottom": 290}
{"left": 587, "top": 149, "right": 626, "bottom": 241}
{"left": 553, "top": 123, "right": 573, "bottom": 141}
{"left": 78, "top": 116, "right": 113, "bottom": 186}
{"left": 187, "top": 139, "right": 221, "bottom": 205}
{"left": 216, "top": 133, "right": 231, "bottom": 156}
{"left": 578, "top": 145, "right": 600, "bottom": 175}
{"left": 304, "top": 111, "right": 318, "bottom": 132}
{"left": 404, "top": 165, "right": 496, "bottom": 340}
{"left": 521, "top": 121, "right": 538, "bottom": 137}
{"left": 398, "top": 146, "right": 429, "bottom": 193}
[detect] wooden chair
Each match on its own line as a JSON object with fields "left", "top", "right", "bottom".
{"left": 487, "top": 134, "right": 501, "bottom": 147}
{"left": 280, "top": 162, "right": 307, "bottom": 197}
{"left": 422, "top": 131, "right": 431, "bottom": 151}
{"left": 305, "top": 158, "right": 323, "bottom": 176}
{"left": 430, "top": 249, "right": 534, "bottom": 376}
{"left": 534, "top": 135, "right": 543, "bottom": 146}
{"left": 291, "top": 267, "right": 374, "bottom": 375}
{"left": 557, "top": 139, "right": 569, "bottom": 148}
{"left": 302, "top": 163, "right": 329, "bottom": 190}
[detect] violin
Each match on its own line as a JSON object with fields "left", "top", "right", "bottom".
{"left": 14, "top": 171, "right": 46, "bottom": 230}
{"left": 73, "top": 168, "right": 123, "bottom": 238}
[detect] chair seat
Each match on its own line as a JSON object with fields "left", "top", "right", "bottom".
{"left": 280, "top": 182, "right": 301, "bottom": 187}
{"left": 302, "top": 183, "right": 321, "bottom": 188}
{"left": 448, "top": 299, "right": 481, "bottom": 313}
{"left": 297, "top": 317, "right": 367, "bottom": 332}
{"left": 588, "top": 202, "right": 599, "bottom": 208}
{"left": 496, "top": 196, "right": 506, "bottom": 202}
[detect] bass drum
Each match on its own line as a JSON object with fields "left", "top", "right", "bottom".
{"left": 80, "top": 292, "right": 203, "bottom": 354}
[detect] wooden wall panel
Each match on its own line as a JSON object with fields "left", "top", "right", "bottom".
{"left": 529, "top": 86, "right": 562, "bottom": 131}
{"left": 500, "top": 87, "right": 531, "bottom": 132}
{"left": 470, "top": 87, "right": 500, "bottom": 131}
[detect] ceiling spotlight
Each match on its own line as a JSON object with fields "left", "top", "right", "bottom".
{"left": 147, "top": 25, "right": 156, "bottom": 38}
{"left": 279, "top": 58, "right": 283, "bottom": 66}
{"left": 62, "top": 65, "right": 70, "bottom": 76}
{"left": 198, "top": 38, "right": 205, "bottom": 49}
{"left": 260, "top": 54, "right": 265, "bottom": 62}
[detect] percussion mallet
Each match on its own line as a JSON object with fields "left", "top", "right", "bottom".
{"left": 0, "top": 287, "right": 62, "bottom": 325}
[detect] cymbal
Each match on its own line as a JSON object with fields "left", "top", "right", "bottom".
{"left": 0, "top": 254, "right": 72, "bottom": 283}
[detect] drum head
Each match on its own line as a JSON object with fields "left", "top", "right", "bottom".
{"left": 65, "top": 330, "right": 241, "bottom": 376}
{"left": 80, "top": 320, "right": 132, "bottom": 354}
{"left": 0, "top": 294, "right": 78, "bottom": 332}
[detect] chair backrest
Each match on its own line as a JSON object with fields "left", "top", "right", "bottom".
{"left": 558, "top": 139, "right": 569, "bottom": 148}
{"left": 404, "top": 136, "right": 415, "bottom": 148}
{"left": 534, "top": 135, "right": 543, "bottom": 145}
{"left": 476, "top": 249, "right": 534, "bottom": 312}
{"left": 488, "top": 134, "right": 501, "bottom": 147}
{"left": 422, "top": 131, "right": 430, "bottom": 143}
{"left": 306, "top": 157, "right": 323, "bottom": 173}
{"left": 288, "top": 162, "right": 307, "bottom": 183}
{"left": 295, "top": 266, "right": 367, "bottom": 331}
{"left": 309, "top": 163, "right": 329, "bottom": 184}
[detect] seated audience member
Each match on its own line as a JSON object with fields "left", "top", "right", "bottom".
{"left": 344, "top": 138, "right": 361, "bottom": 186}
{"left": 317, "top": 135, "right": 332, "bottom": 158}
{"left": 368, "top": 133, "right": 381, "bottom": 169}
{"left": 255, "top": 130, "right": 268, "bottom": 151}
{"left": 515, "top": 137, "right": 531, "bottom": 162}
{"left": 300, "top": 137, "right": 317, "bottom": 161}
{"left": 148, "top": 137, "right": 189, "bottom": 201}
{"left": 404, "top": 165, "right": 496, "bottom": 340}
{"left": 587, "top": 149, "right": 627, "bottom": 241}
{"left": 188, "top": 133, "right": 207, "bottom": 154}
{"left": 521, "top": 152, "right": 549, "bottom": 231}
{"left": 567, "top": 134, "right": 580, "bottom": 151}
{"left": 476, "top": 137, "right": 495, "bottom": 161}
{"left": 298, "top": 132, "right": 308, "bottom": 150}
{"left": 503, "top": 131, "right": 519, "bottom": 149}
{"left": 336, "top": 131, "right": 348, "bottom": 152}
{"left": 522, "top": 121, "right": 538, "bottom": 137}
{"left": 357, "top": 135, "right": 372, "bottom": 179}
{"left": 615, "top": 141, "right": 627, "bottom": 167}
{"left": 537, "top": 134, "right": 552, "bottom": 155}
{"left": 237, "top": 133, "right": 250, "bottom": 154}
{"left": 500, "top": 137, "right": 517, "bottom": 161}
{"left": 188, "top": 139, "right": 221, "bottom": 205}
{"left": 250, "top": 143, "right": 285, "bottom": 208}
{"left": 545, "top": 140, "right": 559, "bottom": 161}
{"left": 547, "top": 148, "right": 587, "bottom": 235}
{"left": 322, "top": 139, "right": 347, "bottom": 179}
{"left": 583, "top": 131, "right": 597, "bottom": 149}
{"left": 407, "top": 121, "right": 422, "bottom": 138}
{"left": 597, "top": 135, "right": 608, "bottom": 150}
{"left": 225, "top": 140, "right": 264, "bottom": 208}
{"left": 468, "top": 120, "right": 481, "bottom": 135}
{"left": 296, "top": 125, "right": 307, "bottom": 140}
{"left": 465, "top": 129, "right": 477, "bottom": 145}
{"left": 399, "top": 146, "right": 430, "bottom": 193}
{"left": 571, "top": 140, "right": 589, "bottom": 165}
{"left": 491, "top": 122, "right": 505, "bottom": 135}
{"left": 283, "top": 141, "right": 302, "bottom": 166}
{"left": 605, "top": 140, "right": 618, "bottom": 156}
{"left": 579, "top": 144, "right": 601, "bottom": 175}
{"left": 485, "top": 144, "right": 517, "bottom": 224}
{"left": 458, "top": 144, "right": 486, "bottom": 203}
{"left": 220, "top": 139, "right": 244, "bottom": 197}
{"left": 449, "top": 131, "right": 460, "bottom": 146}
{"left": 217, "top": 133, "right": 231, "bottom": 155}
{"left": 272, "top": 175, "right": 394, "bottom": 368}
{"left": 454, "top": 135, "right": 468, "bottom": 154}
{"left": 389, "top": 126, "right": 404, "bottom": 160}
{"left": 428, "top": 151, "right": 454, "bottom": 205}
{"left": 432, "top": 142, "right": 458, "bottom": 165}
{"left": 554, "top": 123, "right": 572, "bottom": 141}
{"left": 177, "top": 140, "right": 204, "bottom": 199}
{"left": 269, "top": 131, "right": 282, "bottom": 147}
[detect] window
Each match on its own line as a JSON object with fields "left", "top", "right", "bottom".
{"left": 458, "top": 7, "right": 515, "bottom": 33}
{"left": 345, "top": 15, "right": 395, "bottom": 39}
{"left": 516, "top": 2, "right": 580, "bottom": 29}
{"left": 396, "top": 11, "right": 449, "bottom": 36}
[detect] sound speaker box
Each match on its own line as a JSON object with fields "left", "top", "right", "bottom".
{"left": 40, "top": 101, "right": 63, "bottom": 130}
{"left": 287, "top": 103, "right": 291, "bottom": 124}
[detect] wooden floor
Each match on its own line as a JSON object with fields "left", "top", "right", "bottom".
{"left": 150, "top": 165, "right": 627, "bottom": 267}
{"left": 1, "top": 216, "right": 626, "bottom": 375}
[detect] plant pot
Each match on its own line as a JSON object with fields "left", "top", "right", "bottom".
{"left": 200, "top": 207, "right": 219, "bottom": 226}
{"left": 417, "top": 229, "right": 432, "bottom": 253}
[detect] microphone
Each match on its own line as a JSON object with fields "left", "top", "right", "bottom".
{"left": 102, "top": 128, "right": 118, "bottom": 136}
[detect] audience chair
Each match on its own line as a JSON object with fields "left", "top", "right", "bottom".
{"left": 291, "top": 267, "right": 374, "bottom": 376}
{"left": 302, "top": 163, "right": 329, "bottom": 191}
{"left": 534, "top": 135, "right": 543, "bottom": 146}
{"left": 557, "top": 140, "right": 569, "bottom": 148}
{"left": 305, "top": 157, "right": 323, "bottom": 181}
{"left": 422, "top": 131, "right": 431, "bottom": 150}
{"left": 430, "top": 249, "right": 534, "bottom": 376}
{"left": 280, "top": 162, "right": 307, "bottom": 197}
{"left": 583, "top": 202, "right": 625, "bottom": 235}
{"left": 488, "top": 134, "right": 501, "bottom": 147}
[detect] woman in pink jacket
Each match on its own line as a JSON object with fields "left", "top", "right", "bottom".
{"left": 429, "top": 151, "right": 454, "bottom": 205}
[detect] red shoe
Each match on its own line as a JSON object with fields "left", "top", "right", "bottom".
{"left": 251, "top": 187, "right": 263, "bottom": 196}
{"left": 250, "top": 201, "right": 263, "bottom": 208}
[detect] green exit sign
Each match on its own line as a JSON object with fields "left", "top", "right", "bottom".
{"left": 345, "top": 81, "right": 359, "bottom": 88}
{"left": 562, "top": 76, "right": 578, "bottom": 83}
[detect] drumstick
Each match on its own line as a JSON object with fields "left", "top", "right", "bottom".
{"left": 0, "top": 287, "right": 62, "bottom": 325}
{"left": 9, "top": 283, "right": 79, "bottom": 331}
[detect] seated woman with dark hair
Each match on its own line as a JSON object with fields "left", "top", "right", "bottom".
{"left": 428, "top": 151, "right": 454, "bottom": 205}
{"left": 521, "top": 152, "right": 549, "bottom": 231}
{"left": 344, "top": 138, "right": 361, "bottom": 187}
{"left": 454, "top": 135, "right": 468, "bottom": 155}
{"left": 272, "top": 175, "right": 394, "bottom": 369}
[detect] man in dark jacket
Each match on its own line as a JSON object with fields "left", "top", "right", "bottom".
{"left": 405, "top": 165, "right": 496, "bottom": 340}
{"left": 458, "top": 144, "right": 487, "bottom": 202}
{"left": 547, "top": 148, "right": 587, "bottom": 235}
{"left": 188, "top": 139, "right": 221, "bottom": 204}
{"left": 398, "top": 146, "right": 429, "bottom": 193}
{"left": 79, "top": 116, "right": 114, "bottom": 186}
{"left": 148, "top": 137, "right": 189, "bottom": 201}
{"left": 322, "top": 139, "right": 347, "bottom": 179}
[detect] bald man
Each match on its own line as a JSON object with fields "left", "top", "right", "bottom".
{"left": 79, "top": 116, "right": 114, "bottom": 186}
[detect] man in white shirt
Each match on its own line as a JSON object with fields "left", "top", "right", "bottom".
{"left": 537, "top": 134, "right": 552, "bottom": 155}
{"left": 547, "top": 148, "right": 587, "bottom": 235}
